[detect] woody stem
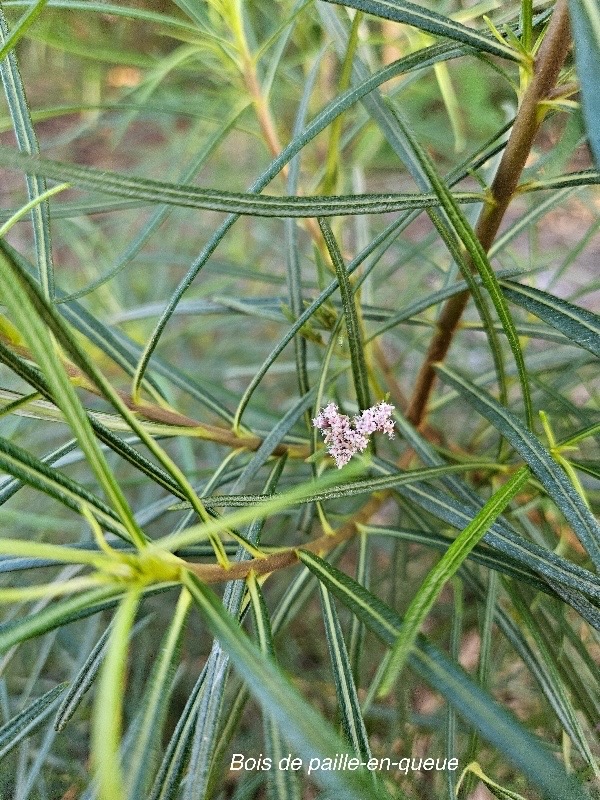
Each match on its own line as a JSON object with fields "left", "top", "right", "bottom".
{"left": 405, "top": 0, "right": 572, "bottom": 428}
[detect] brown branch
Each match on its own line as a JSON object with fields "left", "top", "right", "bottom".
{"left": 183, "top": 495, "right": 384, "bottom": 584}
{"left": 0, "top": 336, "right": 309, "bottom": 458}
{"left": 406, "top": 0, "right": 572, "bottom": 428}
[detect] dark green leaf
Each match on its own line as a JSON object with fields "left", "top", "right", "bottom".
{"left": 0, "top": 682, "right": 66, "bottom": 760}
{"left": 500, "top": 279, "right": 600, "bottom": 358}
{"left": 435, "top": 364, "right": 600, "bottom": 569}
{"left": 0, "top": 146, "right": 482, "bottom": 217}
{"left": 321, "top": 0, "right": 519, "bottom": 60}
{"left": 318, "top": 219, "right": 370, "bottom": 410}
{"left": 568, "top": 0, "right": 600, "bottom": 166}
{"left": 298, "top": 551, "right": 587, "bottom": 800}
{"left": 184, "top": 571, "right": 392, "bottom": 800}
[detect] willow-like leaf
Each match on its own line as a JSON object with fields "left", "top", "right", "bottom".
{"left": 385, "top": 105, "right": 533, "bottom": 427}
{"left": 0, "top": 248, "right": 144, "bottom": 545}
{"left": 567, "top": 0, "right": 600, "bottom": 166}
{"left": 298, "top": 551, "right": 587, "bottom": 800}
{"left": 378, "top": 467, "right": 530, "bottom": 694}
{"left": 0, "top": 681, "right": 66, "bottom": 760}
{"left": 435, "top": 364, "right": 600, "bottom": 569}
{"left": 0, "top": 0, "right": 49, "bottom": 63}
{"left": 321, "top": 0, "right": 519, "bottom": 60}
{"left": 171, "top": 463, "right": 502, "bottom": 514}
{"left": 0, "top": 434, "right": 128, "bottom": 539}
{"left": 0, "top": 5, "right": 54, "bottom": 298}
{"left": 248, "top": 572, "right": 302, "bottom": 800}
{"left": 61, "top": 104, "right": 249, "bottom": 303}
{"left": 520, "top": 169, "right": 600, "bottom": 190}
{"left": 319, "top": 583, "right": 374, "bottom": 768}
{"left": 359, "top": 524, "right": 554, "bottom": 595}
{"left": 0, "top": 245, "right": 237, "bottom": 563}
{"left": 0, "top": 341, "right": 184, "bottom": 502}
{"left": 129, "top": 40, "right": 464, "bottom": 393}
{"left": 91, "top": 589, "right": 140, "bottom": 800}
{"left": 507, "top": 584, "right": 599, "bottom": 770}
{"left": 0, "top": 586, "right": 133, "bottom": 654}
{"left": 1, "top": 0, "right": 199, "bottom": 33}
{"left": 500, "top": 279, "right": 600, "bottom": 358}
{"left": 0, "top": 147, "right": 482, "bottom": 217}
{"left": 184, "top": 572, "right": 392, "bottom": 800}
{"left": 180, "top": 458, "right": 286, "bottom": 800}
{"left": 127, "top": 589, "right": 191, "bottom": 799}
{"left": 54, "top": 622, "right": 112, "bottom": 732}
{"left": 318, "top": 219, "right": 371, "bottom": 411}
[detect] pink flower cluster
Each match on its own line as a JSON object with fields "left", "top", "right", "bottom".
{"left": 312, "top": 401, "right": 395, "bottom": 468}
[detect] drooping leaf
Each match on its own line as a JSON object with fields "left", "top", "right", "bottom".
{"left": 378, "top": 467, "right": 530, "bottom": 694}
{"left": 0, "top": 682, "right": 66, "bottom": 760}
{"left": 435, "top": 364, "right": 600, "bottom": 569}
{"left": 298, "top": 551, "right": 587, "bottom": 800}
{"left": 500, "top": 279, "right": 600, "bottom": 358}
{"left": 184, "top": 571, "right": 393, "bottom": 800}
{"left": 321, "top": 0, "right": 519, "bottom": 60}
{"left": 568, "top": 0, "right": 600, "bottom": 166}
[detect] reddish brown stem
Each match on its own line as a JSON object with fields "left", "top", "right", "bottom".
{"left": 406, "top": 0, "right": 572, "bottom": 428}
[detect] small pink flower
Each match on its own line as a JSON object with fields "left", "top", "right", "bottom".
{"left": 313, "top": 401, "right": 395, "bottom": 468}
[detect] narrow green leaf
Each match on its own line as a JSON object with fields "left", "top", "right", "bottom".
{"left": 369, "top": 441, "right": 600, "bottom": 607}
{"left": 127, "top": 589, "right": 191, "bottom": 798}
{"left": 0, "top": 585, "right": 174, "bottom": 655}
{"left": 0, "top": 146, "right": 481, "bottom": 217}
{"left": 183, "top": 572, "right": 391, "bottom": 800}
{"left": 500, "top": 279, "right": 600, "bottom": 358}
{"left": 318, "top": 219, "right": 371, "bottom": 411}
{"left": 385, "top": 105, "right": 533, "bottom": 428}
{"left": 297, "top": 551, "right": 587, "bottom": 800}
{"left": 129, "top": 40, "right": 465, "bottom": 393}
{"left": 321, "top": 0, "right": 519, "bottom": 60}
{"left": 2, "top": 0, "right": 199, "bottom": 32}
{"left": 0, "top": 339, "right": 183, "bottom": 502}
{"left": 457, "top": 762, "right": 529, "bottom": 800}
{"left": 435, "top": 364, "right": 600, "bottom": 569}
{"left": 248, "top": 572, "right": 302, "bottom": 800}
{"left": 368, "top": 270, "right": 521, "bottom": 341}
{"left": 319, "top": 583, "right": 373, "bottom": 766}
{"left": 520, "top": 169, "right": 600, "bottom": 190}
{"left": 359, "top": 524, "right": 555, "bottom": 595}
{"left": 0, "top": 5, "right": 54, "bottom": 298}
{"left": 378, "top": 467, "right": 530, "bottom": 695}
{"left": 180, "top": 459, "right": 286, "bottom": 800}
{"left": 147, "top": 664, "right": 208, "bottom": 800}
{"left": 231, "top": 389, "right": 315, "bottom": 488}
{"left": 0, "top": 237, "right": 165, "bottom": 401}
{"left": 54, "top": 623, "right": 112, "bottom": 732}
{"left": 0, "top": 434, "right": 128, "bottom": 539}
{"left": 0, "top": 0, "right": 49, "bottom": 63}
{"left": 285, "top": 52, "right": 320, "bottom": 402}
{"left": 568, "top": 0, "right": 600, "bottom": 166}
{"left": 507, "top": 584, "right": 599, "bottom": 770}
{"left": 170, "top": 462, "right": 504, "bottom": 514}
{"left": 61, "top": 104, "right": 249, "bottom": 302}
{"left": 159, "top": 459, "right": 367, "bottom": 552}
{"left": 0, "top": 247, "right": 144, "bottom": 546}
{"left": 0, "top": 245, "right": 237, "bottom": 560}
{"left": 348, "top": 531, "right": 368, "bottom": 681}
{"left": 91, "top": 589, "right": 140, "bottom": 800}
{"left": 0, "top": 681, "right": 66, "bottom": 760}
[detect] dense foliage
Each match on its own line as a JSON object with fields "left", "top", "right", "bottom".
{"left": 0, "top": 1, "right": 598, "bottom": 798}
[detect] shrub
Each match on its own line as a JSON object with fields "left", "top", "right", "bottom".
{"left": 0, "top": 1, "right": 598, "bottom": 798}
